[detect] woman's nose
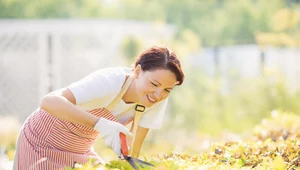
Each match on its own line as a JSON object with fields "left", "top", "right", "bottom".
{"left": 154, "top": 89, "right": 163, "bottom": 101}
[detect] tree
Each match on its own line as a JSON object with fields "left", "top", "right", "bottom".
{"left": 120, "top": 36, "right": 144, "bottom": 65}
{"left": 256, "top": 8, "right": 300, "bottom": 47}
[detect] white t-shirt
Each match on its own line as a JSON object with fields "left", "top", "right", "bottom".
{"left": 67, "top": 67, "right": 168, "bottom": 129}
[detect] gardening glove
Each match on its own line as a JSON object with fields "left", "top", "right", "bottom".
{"left": 94, "top": 117, "right": 132, "bottom": 156}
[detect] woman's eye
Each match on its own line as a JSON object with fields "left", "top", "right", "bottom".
{"left": 151, "top": 82, "right": 158, "bottom": 86}
{"left": 165, "top": 89, "right": 171, "bottom": 93}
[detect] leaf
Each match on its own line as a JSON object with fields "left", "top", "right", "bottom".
{"left": 272, "top": 155, "right": 286, "bottom": 170}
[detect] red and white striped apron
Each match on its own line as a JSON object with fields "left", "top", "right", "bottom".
{"left": 13, "top": 76, "right": 135, "bottom": 170}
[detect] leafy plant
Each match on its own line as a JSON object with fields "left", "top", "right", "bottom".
{"left": 67, "top": 111, "right": 300, "bottom": 170}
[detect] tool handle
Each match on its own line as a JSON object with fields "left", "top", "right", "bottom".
{"left": 120, "top": 133, "right": 129, "bottom": 156}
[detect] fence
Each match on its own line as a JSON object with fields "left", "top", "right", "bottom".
{"left": 1, "top": 20, "right": 300, "bottom": 122}
{"left": 192, "top": 45, "right": 300, "bottom": 94}
{"left": 0, "top": 19, "right": 174, "bottom": 121}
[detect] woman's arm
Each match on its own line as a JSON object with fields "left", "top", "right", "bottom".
{"left": 40, "top": 87, "right": 99, "bottom": 128}
{"left": 130, "top": 125, "right": 149, "bottom": 158}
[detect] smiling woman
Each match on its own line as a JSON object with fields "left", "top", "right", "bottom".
{"left": 136, "top": 69, "right": 177, "bottom": 107}
{"left": 128, "top": 46, "right": 184, "bottom": 107}
{"left": 13, "top": 45, "right": 185, "bottom": 170}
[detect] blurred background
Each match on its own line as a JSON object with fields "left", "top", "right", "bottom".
{"left": 1, "top": 0, "right": 300, "bottom": 169}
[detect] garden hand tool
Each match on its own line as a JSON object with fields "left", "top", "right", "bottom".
{"left": 120, "top": 133, "right": 155, "bottom": 170}
{"left": 94, "top": 117, "right": 132, "bottom": 156}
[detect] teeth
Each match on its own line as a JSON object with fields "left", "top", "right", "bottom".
{"left": 148, "top": 96, "right": 156, "bottom": 102}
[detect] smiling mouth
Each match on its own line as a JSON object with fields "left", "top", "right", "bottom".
{"left": 147, "top": 95, "right": 157, "bottom": 103}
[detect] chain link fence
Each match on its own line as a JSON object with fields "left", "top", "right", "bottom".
{"left": 1, "top": 20, "right": 300, "bottom": 123}
{"left": 0, "top": 20, "right": 175, "bottom": 122}
{"left": 0, "top": 31, "right": 40, "bottom": 121}
{"left": 192, "top": 45, "right": 300, "bottom": 94}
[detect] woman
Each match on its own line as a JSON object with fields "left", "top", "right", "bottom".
{"left": 13, "top": 45, "right": 185, "bottom": 169}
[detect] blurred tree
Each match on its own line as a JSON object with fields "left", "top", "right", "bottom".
{"left": 256, "top": 8, "right": 300, "bottom": 47}
{"left": 2, "top": 0, "right": 298, "bottom": 48}
{"left": 0, "top": 0, "right": 103, "bottom": 18}
{"left": 255, "top": 7, "right": 299, "bottom": 77}
{"left": 120, "top": 36, "right": 144, "bottom": 65}
{"left": 169, "top": 28, "right": 201, "bottom": 59}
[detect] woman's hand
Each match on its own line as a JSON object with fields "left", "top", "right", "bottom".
{"left": 94, "top": 118, "right": 132, "bottom": 156}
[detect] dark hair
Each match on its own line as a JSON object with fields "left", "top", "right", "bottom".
{"left": 134, "top": 46, "right": 184, "bottom": 85}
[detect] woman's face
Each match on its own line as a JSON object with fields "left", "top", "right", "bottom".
{"left": 134, "top": 66, "right": 178, "bottom": 107}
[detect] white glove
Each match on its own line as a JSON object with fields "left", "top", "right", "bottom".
{"left": 94, "top": 117, "right": 132, "bottom": 156}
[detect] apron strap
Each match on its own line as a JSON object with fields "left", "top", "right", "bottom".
{"left": 104, "top": 74, "right": 145, "bottom": 156}
{"left": 106, "top": 75, "right": 134, "bottom": 111}
{"left": 130, "top": 107, "right": 144, "bottom": 155}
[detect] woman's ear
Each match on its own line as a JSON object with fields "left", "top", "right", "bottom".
{"left": 134, "top": 64, "right": 142, "bottom": 78}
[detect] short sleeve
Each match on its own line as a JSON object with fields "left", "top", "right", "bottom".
{"left": 138, "top": 98, "right": 169, "bottom": 129}
{"left": 67, "top": 69, "right": 124, "bottom": 106}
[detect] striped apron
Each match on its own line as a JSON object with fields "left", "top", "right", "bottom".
{"left": 13, "top": 75, "right": 135, "bottom": 170}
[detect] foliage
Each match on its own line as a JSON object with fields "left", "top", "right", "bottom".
{"left": 167, "top": 64, "right": 300, "bottom": 136}
{"left": 253, "top": 110, "right": 300, "bottom": 142}
{"left": 65, "top": 159, "right": 105, "bottom": 170}
{"left": 106, "top": 0, "right": 287, "bottom": 46}
{"left": 0, "top": 116, "right": 20, "bottom": 160}
{"left": 1, "top": 0, "right": 298, "bottom": 47}
{"left": 117, "top": 0, "right": 285, "bottom": 46}
{"left": 256, "top": 8, "right": 300, "bottom": 47}
{"left": 0, "top": 0, "right": 104, "bottom": 18}
{"left": 120, "top": 36, "right": 144, "bottom": 65}
{"left": 67, "top": 111, "right": 300, "bottom": 170}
